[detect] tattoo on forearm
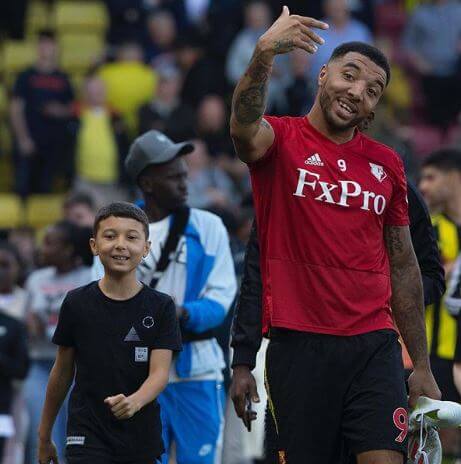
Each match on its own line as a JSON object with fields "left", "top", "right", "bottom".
{"left": 385, "top": 226, "right": 428, "bottom": 367}
{"left": 384, "top": 226, "right": 404, "bottom": 258}
{"left": 233, "top": 53, "right": 272, "bottom": 126}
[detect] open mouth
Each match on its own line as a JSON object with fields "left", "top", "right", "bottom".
{"left": 112, "top": 256, "right": 129, "bottom": 261}
{"left": 336, "top": 98, "right": 357, "bottom": 117}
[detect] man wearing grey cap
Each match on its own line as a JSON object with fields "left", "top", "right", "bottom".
{"left": 92, "top": 130, "right": 237, "bottom": 464}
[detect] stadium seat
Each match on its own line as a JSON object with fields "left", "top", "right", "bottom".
{"left": 0, "top": 148, "right": 13, "bottom": 191}
{"left": 2, "top": 41, "right": 36, "bottom": 87}
{"left": 59, "top": 33, "right": 105, "bottom": 73}
{"left": 54, "top": 1, "right": 109, "bottom": 33}
{"left": 25, "top": 194, "right": 65, "bottom": 229}
{"left": 25, "top": 1, "right": 51, "bottom": 38}
{"left": 0, "top": 84, "right": 7, "bottom": 118}
{"left": 0, "top": 194, "right": 24, "bottom": 229}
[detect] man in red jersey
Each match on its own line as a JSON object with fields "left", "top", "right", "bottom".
{"left": 230, "top": 6, "right": 441, "bottom": 464}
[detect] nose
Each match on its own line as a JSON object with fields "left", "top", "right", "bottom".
{"left": 114, "top": 237, "right": 127, "bottom": 250}
{"left": 347, "top": 81, "right": 364, "bottom": 102}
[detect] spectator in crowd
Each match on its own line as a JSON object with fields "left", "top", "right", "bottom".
{"left": 0, "top": 242, "right": 29, "bottom": 464}
{"left": 62, "top": 191, "right": 97, "bottom": 228}
{"left": 10, "top": 30, "right": 75, "bottom": 197}
{"left": 285, "top": 49, "right": 315, "bottom": 116}
{"left": 176, "top": 34, "right": 228, "bottom": 107}
{"left": 195, "top": 95, "right": 234, "bottom": 158}
{"left": 23, "top": 222, "right": 93, "bottom": 464}
{"left": 307, "top": 0, "right": 373, "bottom": 82}
{"left": 0, "top": 303, "right": 28, "bottom": 464}
{"left": 98, "top": 41, "right": 157, "bottom": 135}
{"left": 402, "top": 0, "right": 461, "bottom": 130}
{"left": 104, "top": 0, "right": 151, "bottom": 45}
{"left": 138, "top": 65, "right": 195, "bottom": 142}
{"left": 226, "top": 0, "right": 291, "bottom": 113}
{"left": 145, "top": 9, "right": 178, "bottom": 69}
{"left": 7, "top": 228, "right": 36, "bottom": 278}
{"left": 186, "top": 139, "right": 238, "bottom": 210}
{"left": 73, "top": 75, "right": 130, "bottom": 205}
{"left": 419, "top": 149, "right": 461, "bottom": 458}
{"left": 93, "top": 130, "right": 237, "bottom": 464}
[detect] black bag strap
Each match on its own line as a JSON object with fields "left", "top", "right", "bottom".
{"left": 150, "top": 207, "right": 190, "bottom": 288}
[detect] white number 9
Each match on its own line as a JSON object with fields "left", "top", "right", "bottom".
{"left": 338, "top": 159, "right": 347, "bottom": 172}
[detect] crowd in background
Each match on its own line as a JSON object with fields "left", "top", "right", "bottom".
{"left": 0, "top": 0, "right": 461, "bottom": 463}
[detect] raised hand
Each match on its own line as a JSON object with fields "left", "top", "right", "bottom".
{"left": 258, "top": 5, "right": 329, "bottom": 57}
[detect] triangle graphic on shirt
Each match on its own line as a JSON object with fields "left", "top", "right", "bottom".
{"left": 124, "top": 326, "right": 140, "bottom": 342}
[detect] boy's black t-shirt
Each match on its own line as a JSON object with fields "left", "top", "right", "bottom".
{"left": 52, "top": 281, "right": 182, "bottom": 461}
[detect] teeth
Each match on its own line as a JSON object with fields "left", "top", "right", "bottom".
{"left": 113, "top": 256, "right": 128, "bottom": 261}
{"left": 339, "top": 101, "right": 353, "bottom": 113}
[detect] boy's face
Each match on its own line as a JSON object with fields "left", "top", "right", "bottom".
{"left": 90, "top": 216, "right": 150, "bottom": 275}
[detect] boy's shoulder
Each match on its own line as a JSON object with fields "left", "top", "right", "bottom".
{"left": 64, "top": 281, "right": 98, "bottom": 305}
{"left": 142, "top": 285, "right": 174, "bottom": 307}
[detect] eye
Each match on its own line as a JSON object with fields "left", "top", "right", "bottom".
{"left": 367, "top": 88, "right": 377, "bottom": 97}
{"left": 127, "top": 235, "right": 139, "bottom": 240}
{"left": 343, "top": 72, "right": 354, "bottom": 81}
{"left": 104, "top": 233, "right": 115, "bottom": 240}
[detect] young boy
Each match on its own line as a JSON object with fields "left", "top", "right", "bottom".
{"left": 37, "top": 202, "right": 182, "bottom": 464}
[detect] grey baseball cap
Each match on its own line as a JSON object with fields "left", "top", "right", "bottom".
{"left": 124, "top": 130, "right": 194, "bottom": 181}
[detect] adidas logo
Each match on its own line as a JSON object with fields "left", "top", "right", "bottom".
{"left": 305, "top": 153, "right": 324, "bottom": 166}
{"left": 124, "top": 326, "right": 140, "bottom": 342}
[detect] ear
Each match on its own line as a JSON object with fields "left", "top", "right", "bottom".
{"left": 89, "top": 237, "right": 98, "bottom": 256}
{"left": 318, "top": 65, "right": 327, "bottom": 87}
{"left": 144, "top": 240, "right": 151, "bottom": 258}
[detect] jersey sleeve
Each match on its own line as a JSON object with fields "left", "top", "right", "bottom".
{"left": 384, "top": 155, "right": 410, "bottom": 226}
{"left": 152, "top": 297, "right": 182, "bottom": 352}
{"left": 12, "top": 71, "right": 29, "bottom": 99}
{"left": 51, "top": 295, "right": 75, "bottom": 347}
{"left": 248, "top": 115, "right": 287, "bottom": 168}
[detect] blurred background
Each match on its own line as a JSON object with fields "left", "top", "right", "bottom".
{"left": 0, "top": 0, "right": 460, "bottom": 463}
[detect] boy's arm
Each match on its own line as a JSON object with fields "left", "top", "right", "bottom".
{"left": 105, "top": 349, "right": 172, "bottom": 420}
{"left": 38, "top": 346, "right": 75, "bottom": 462}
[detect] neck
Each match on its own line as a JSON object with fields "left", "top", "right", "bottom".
{"left": 307, "top": 102, "right": 356, "bottom": 144}
{"left": 144, "top": 197, "right": 171, "bottom": 222}
{"left": 36, "top": 60, "right": 56, "bottom": 73}
{"left": 445, "top": 193, "right": 461, "bottom": 224}
{"left": 99, "top": 271, "right": 142, "bottom": 300}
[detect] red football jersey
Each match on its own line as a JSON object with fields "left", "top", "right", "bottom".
{"left": 250, "top": 116, "right": 409, "bottom": 336}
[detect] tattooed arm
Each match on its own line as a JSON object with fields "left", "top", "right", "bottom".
{"left": 230, "top": 6, "right": 328, "bottom": 163}
{"left": 385, "top": 225, "right": 441, "bottom": 407}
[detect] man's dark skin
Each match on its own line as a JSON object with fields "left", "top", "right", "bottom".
{"left": 230, "top": 178, "right": 446, "bottom": 425}
{"left": 137, "top": 157, "right": 189, "bottom": 319}
{"left": 229, "top": 6, "right": 442, "bottom": 464}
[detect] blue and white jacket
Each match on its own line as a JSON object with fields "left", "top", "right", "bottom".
{"left": 92, "top": 208, "right": 237, "bottom": 381}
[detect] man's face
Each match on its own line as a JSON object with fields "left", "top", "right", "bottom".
{"left": 317, "top": 52, "right": 386, "bottom": 132}
{"left": 139, "top": 157, "right": 188, "bottom": 212}
{"left": 90, "top": 216, "right": 150, "bottom": 275}
{"left": 419, "top": 166, "right": 457, "bottom": 213}
{"left": 39, "top": 226, "right": 72, "bottom": 267}
{"left": 37, "top": 37, "right": 57, "bottom": 63}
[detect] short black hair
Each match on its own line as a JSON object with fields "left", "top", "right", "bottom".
{"left": 93, "top": 202, "right": 149, "bottom": 239}
{"left": 53, "top": 221, "right": 94, "bottom": 266}
{"left": 329, "top": 41, "right": 391, "bottom": 86}
{"left": 64, "top": 191, "right": 96, "bottom": 211}
{"left": 422, "top": 148, "right": 461, "bottom": 172}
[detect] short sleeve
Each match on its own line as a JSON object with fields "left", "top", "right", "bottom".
{"left": 248, "top": 115, "right": 287, "bottom": 169}
{"left": 384, "top": 155, "right": 410, "bottom": 226}
{"left": 152, "top": 298, "right": 182, "bottom": 352}
{"left": 51, "top": 296, "right": 75, "bottom": 347}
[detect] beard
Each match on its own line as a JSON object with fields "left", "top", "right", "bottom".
{"left": 319, "top": 87, "right": 366, "bottom": 132}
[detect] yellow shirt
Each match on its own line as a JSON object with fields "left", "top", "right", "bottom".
{"left": 98, "top": 62, "right": 157, "bottom": 134}
{"left": 76, "top": 108, "right": 118, "bottom": 184}
{"left": 426, "top": 214, "right": 461, "bottom": 359}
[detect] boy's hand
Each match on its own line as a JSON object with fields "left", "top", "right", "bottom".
{"left": 104, "top": 394, "right": 140, "bottom": 419}
{"left": 38, "top": 438, "right": 59, "bottom": 464}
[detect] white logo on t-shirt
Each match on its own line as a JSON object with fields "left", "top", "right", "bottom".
{"left": 66, "top": 436, "right": 85, "bottom": 446}
{"left": 369, "top": 163, "right": 387, "bottom": 182}
{"left": 135, "top": 347, "right": 148, "bottom": 362}
{"left": 293, "top": 168, "right": 387, "bottom": 215}
{"left": 305, "top": 153, "right": 324, "bottom": 166}
{"left": 124, "top": 327, "right": 141, "bottom": 342}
